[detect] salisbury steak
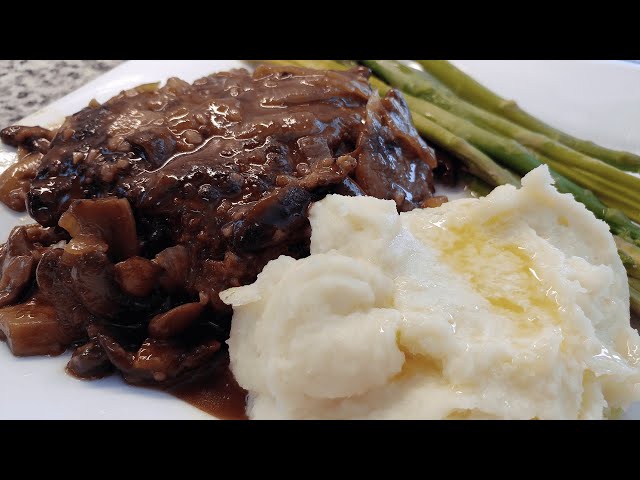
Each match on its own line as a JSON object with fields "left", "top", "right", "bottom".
{"left": 0, "top": 64, "right": 437, "bottom": 385}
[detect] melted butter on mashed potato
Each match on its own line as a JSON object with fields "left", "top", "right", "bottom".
{"left": 220, "top": 166, "right": 640, "bottom": 419}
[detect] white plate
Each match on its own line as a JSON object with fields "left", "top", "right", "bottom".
{"left": 0, "top": 60, "right": 639, "bottom": 420}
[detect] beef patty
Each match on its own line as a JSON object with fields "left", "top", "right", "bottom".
{"left": 0, "top": 64, "right": 437, "bottom": 386}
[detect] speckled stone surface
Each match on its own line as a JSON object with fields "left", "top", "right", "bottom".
{"left": 0, "top": 60, "right": 124, "bottom": 127}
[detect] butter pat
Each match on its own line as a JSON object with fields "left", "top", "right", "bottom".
{"left": 221, "top": 166, "right": 640, "bottom": 419}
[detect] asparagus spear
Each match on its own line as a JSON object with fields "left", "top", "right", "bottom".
{"left": 416, "top": 60, "right": 640, "bottom": 172}
{"left": 460, "top": 172, "right": 496, "bottom": 198}
{"left": 410, "top": 115, "right": 520, "bottom": 188}
{"left": 541, "top": 157, "right": 640, "bottom": 206}
{"left": 364, "top": 60, "right": 640, "bottom": 193}
{"left": 541, "top": 157, "right": 640, "bottom": 223}
{"left": 362, "top": 61, "right": 455, "bottom": 100}
{"left": 595, "top": 192, "right": 640, "bottom": 225}
{"left": 616, "top": 236, "right": 640, "bottom": 280}
{"left": 630, "top": 278, "right": 640, "bottom": 317}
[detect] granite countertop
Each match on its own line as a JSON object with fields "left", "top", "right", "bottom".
{"left": 0, "top": 60, "right": 124, "bottom": 127}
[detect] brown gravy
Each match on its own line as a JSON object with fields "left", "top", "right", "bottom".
{"left": 168, "top": 362, "right": 248, "bottom": 420}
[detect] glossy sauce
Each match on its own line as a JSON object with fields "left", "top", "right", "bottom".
{"left": 169, "top": 360, "right": 248, "bottom": 420}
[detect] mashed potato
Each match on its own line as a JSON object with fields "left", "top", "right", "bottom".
{"left": 221, "top": 166, "right": 640, "bottom": 419}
